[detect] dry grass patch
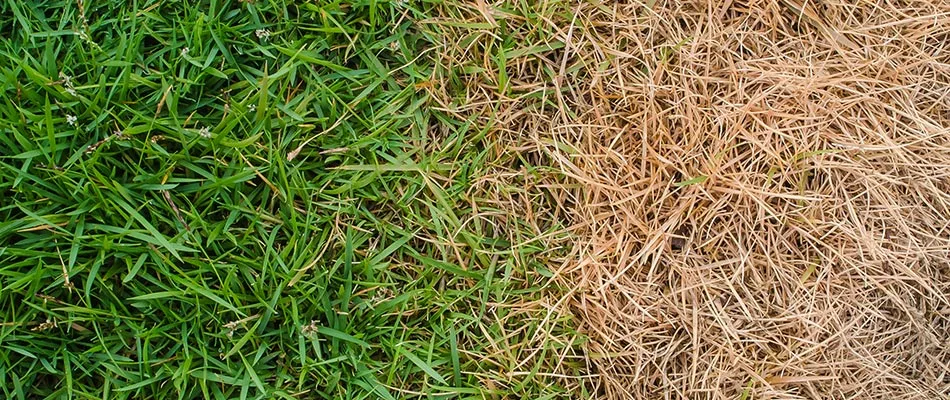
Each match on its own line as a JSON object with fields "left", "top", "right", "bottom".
{"left": 429, "top": 0, "right": 950, "bottom": 398}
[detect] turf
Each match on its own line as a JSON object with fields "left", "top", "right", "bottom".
{"left": 437, "top": 0, "right": 950, "bottom": 398}
{"left": 0, "top": 1, "right": 582, "bottom": 399}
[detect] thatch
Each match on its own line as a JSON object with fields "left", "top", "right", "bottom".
{"left": 429, "top": 0, "right": 950, "bottom": 397}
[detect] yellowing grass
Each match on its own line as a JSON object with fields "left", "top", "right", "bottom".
{"left": 430, "top": 0, "right": 950, "bottom": 398}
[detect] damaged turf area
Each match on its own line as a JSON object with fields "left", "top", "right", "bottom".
{"left": 430, "top": 0, "right": 950, "bottom": 398}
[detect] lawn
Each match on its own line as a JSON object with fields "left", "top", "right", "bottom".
{"left": 5, "top": 0, "right": 950, "bottom": 399}
{"left": 0, "top": 1, "right": 582, "bottom": 398}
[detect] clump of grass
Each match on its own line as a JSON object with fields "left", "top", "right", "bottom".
{"left": 0, "top": 0, "right": 581, "bottom": 398}
{"left": 428, "top": 0, "right": 950, "bottom": 398}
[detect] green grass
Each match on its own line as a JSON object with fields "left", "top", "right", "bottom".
{"left": 0, "top": 0, "right": 581, "bottom": 398}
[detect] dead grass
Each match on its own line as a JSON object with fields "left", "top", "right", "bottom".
{"left": 427, "top": 0, "right": 950, "bottom": 398}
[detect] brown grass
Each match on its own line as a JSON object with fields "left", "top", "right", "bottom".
{"left": 426, "top": 0, "right": 950, "bottom": 398}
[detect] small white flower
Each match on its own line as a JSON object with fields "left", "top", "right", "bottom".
{"left": 198, "top": 127, "right": 211, "bottom": 138}
{"left": 301, "top": 320, "right": 319, "bottom": 337}
{"left": 181, "top": 47, "right": 190, "bottom": 56}
{"left": 255, "top": 29, "right": 271, "bottom": 40}
{"left": 247, "top": 104, "right": 256, "bottom": 112}
{"left": 66, "top": 115, "right": 77, "bottom": 126}
{"left": 60, "top": 72, "right": 77, "bottom": 96}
